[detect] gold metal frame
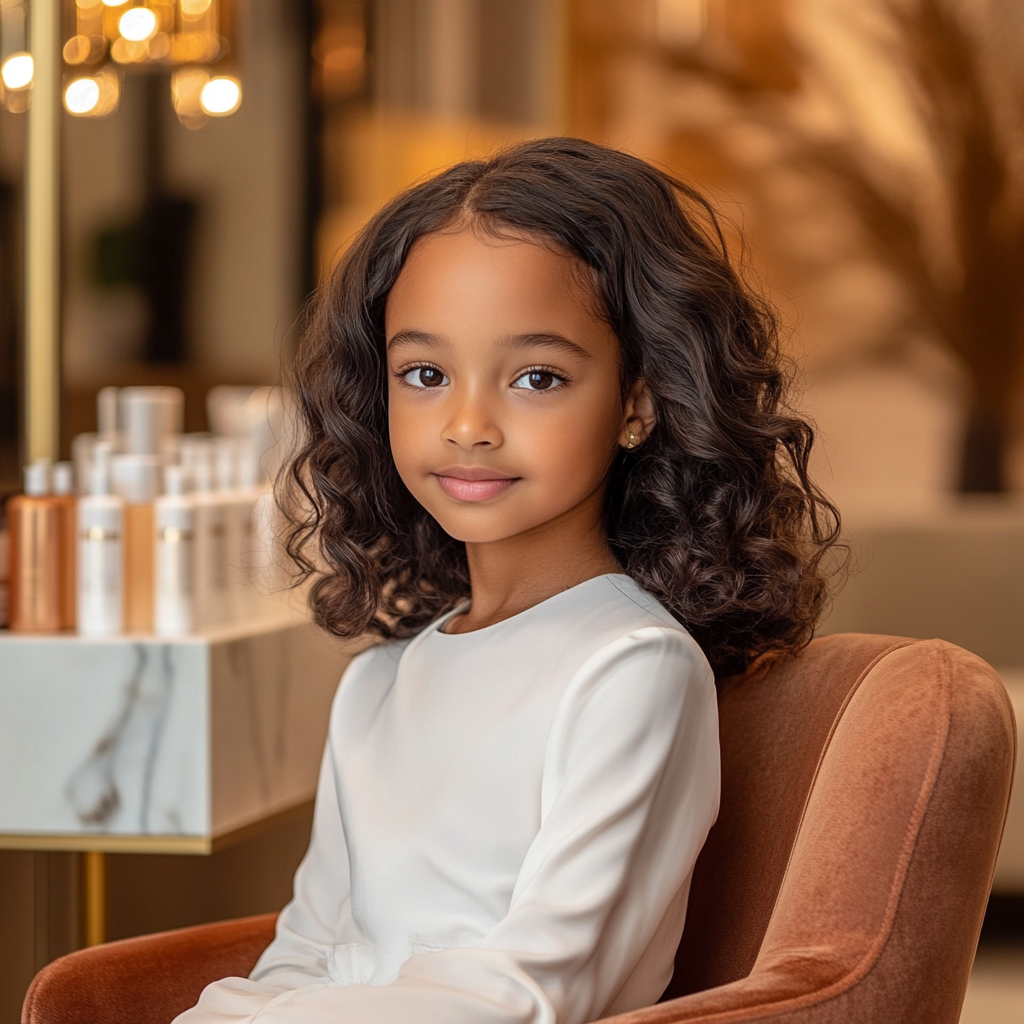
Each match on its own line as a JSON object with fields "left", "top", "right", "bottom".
{"left": 2, "top": 800, "right": 313, "bottom": 945}
{"left": 26, "top": 0, "right": 61, "bottom": 462}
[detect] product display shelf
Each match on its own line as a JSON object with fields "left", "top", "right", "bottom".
{"left": 0, "top": 605, "right": 353, "bottom": 852}
{"left": 0, "top": 606, "right": 354, "bottom": 943}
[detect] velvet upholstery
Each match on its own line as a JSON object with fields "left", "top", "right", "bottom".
{"left": 22, "top": 634, "right": 1016, "bottom": 1024}
{"left": 21, "top": 914, "right": 277, "bottom": 1024}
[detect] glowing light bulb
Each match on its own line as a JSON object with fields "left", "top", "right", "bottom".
{"left": 200, "top": 76, "right": 241, "bottom": 116}
{"left": 119, "top": 7, "right": 158, "bottom": 42}
{"left": 180, "top": 0, "right": 213, "bottom": 14}
{"left": 1, "top": 52, "right": 34, "bottom": 91}
{"left": 65, "top": 77, "right": 100, "bottom": 115}
{"left": 102, "top": 0, "right": 130, "bottom": 7}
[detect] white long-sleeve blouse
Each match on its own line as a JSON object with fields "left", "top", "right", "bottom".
{"left": 175, "top": 574, "right": 720, "bottom": 1024}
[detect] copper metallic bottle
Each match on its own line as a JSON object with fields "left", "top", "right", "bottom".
{"left": 52, "top": 462, "right": 77, "bottom": 630}
{"left": 7, "top": 460, "right": 61, "bottom": 633}
{"left": 113, "top": 454, "right": 162, "bottom": 634}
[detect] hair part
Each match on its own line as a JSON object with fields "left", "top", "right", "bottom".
{"left": 281, "top": 137, "right": 843, "bottom": 679}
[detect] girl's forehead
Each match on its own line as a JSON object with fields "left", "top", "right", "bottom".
{"left": 386, "top": 228, "right": 605, "bottom": 336}
{"left": 400, "top": 226, "right": 574, "bottom": 278}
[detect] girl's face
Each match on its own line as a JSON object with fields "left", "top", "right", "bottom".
{"left": 385, "top": 226, "right": 649, "bottom": 546}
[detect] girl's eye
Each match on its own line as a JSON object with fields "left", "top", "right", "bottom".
{"left": 402, "top": 366, "right": 449, "bottom": 389}
{"left": 511, "top": 369, "right": 565, "bottom": 392}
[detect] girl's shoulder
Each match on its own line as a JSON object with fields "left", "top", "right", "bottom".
{"left": 565, "top": 575, "right": 714, "bottom": 694}
{"left": 338, "top": 634, "right": 414, "bottom": 686}
{"left": 551, "top": 573, "right": 706, "bottom": 663}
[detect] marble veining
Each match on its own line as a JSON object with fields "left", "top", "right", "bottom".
{"left": 0, "top": 617, "right": 351, "bottom": 842}
{"left": 65, "top": 643, "right": 176, "bottom": 832}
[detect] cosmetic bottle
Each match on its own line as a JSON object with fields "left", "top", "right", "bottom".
{"left": 77, "top": 444, "right": 124, "bottom": 637}
{"left": 189, "top": 441, "right": 228, "bottom": 629}
{"left": 72, "top": 433, "right": 96, "bottom": 497}
{"left": 7, "top": 460, "right": 61, "bottom": 633}
{"left": 155, "top": 464, "right": 196, "bottom": 637}
{"left": 249, "top": 480, "right": 285, "bottom": 604}
{"left": 238, "top": 389, "right": 285, "bottom": 609}
{"left": 113, "top": 454, "right": 162, "bottom": 633}
{"left": 98, "top": 386, "right": 120, "bottom": 445}
{"left": 72, "top": 386, "right": 122, "bottom": 496}
{"left": 51, "top": 462, "right": 78, "bottom": 630}
{"left": 216, "top": 437, "right": 256, "bottom": 622}
{"left": 234, "top": 439, "right": 263, "bottom": 617}
{"left": 121, "top": 386, "right": 184, "bottom": 456}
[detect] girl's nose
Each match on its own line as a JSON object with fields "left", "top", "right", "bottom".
{"left": 442, "top": 389, "right": 503, "bottom": 449}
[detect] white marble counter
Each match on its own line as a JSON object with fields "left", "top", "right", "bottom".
{"left": 0, "top": 611, "right": 353, "bottom": 853}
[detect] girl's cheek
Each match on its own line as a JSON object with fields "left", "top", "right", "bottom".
{"left": 387, "top": 402, "right": 423, "bottom": 475}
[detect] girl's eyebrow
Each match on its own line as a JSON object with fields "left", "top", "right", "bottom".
{"left": 387, "top": 330, "right": 451, "bottom": 351}
{"left": 498, "top": 333, "right": 592, "bottom": 360}
{"left": 387, "top": 331, "right": 592, "bottom": 360}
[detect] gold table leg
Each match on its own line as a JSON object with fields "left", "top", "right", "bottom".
{"left": 83, "top": 851, "right": 106, "bottom": 947}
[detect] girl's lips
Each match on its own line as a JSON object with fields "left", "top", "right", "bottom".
{"left": 435, "top": 474, "right": 519, "bottom": 502}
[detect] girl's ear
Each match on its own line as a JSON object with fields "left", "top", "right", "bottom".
{"left": 620, "top": 379, "right": 657, "bottom": 450}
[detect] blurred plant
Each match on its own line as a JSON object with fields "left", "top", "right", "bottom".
{"left": 655, "top": 0, "right": 1024, "bottom": 492}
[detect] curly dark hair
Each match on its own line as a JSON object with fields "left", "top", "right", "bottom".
{"left": 282, "top": 137, "right": 842, "bottom": 679}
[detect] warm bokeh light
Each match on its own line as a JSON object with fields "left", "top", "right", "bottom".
{"left": 92, "top": 67, "right": 121, "bottom": 116}
{"left": 1, "top": 52, "right": 34, "bottom": 91}
{"left": 148, "top": 32, "right": 171, "bottom": 60}
{"left": 200, "top": 76, "right": 241, "bottom": 116}
{"left": 119, "top": 7, "right": 159, "bottom": 42}
{"left": 63, "top": 34, "right": 93, "bottom": 65}
{"left": 64, "top": 77, "right": 100, "bottom": 115}
{"left": 170, "top": 30, "right": 220, "bottom": 62}
{"left": 27, "top": 0, "right": 234, "bottom": 124}
{"left": 171, "top": 65, "right": 210, "bottom": 127}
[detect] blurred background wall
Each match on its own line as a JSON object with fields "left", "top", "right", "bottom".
{"left": 570, "top": 0, "right": 1024, "bottom": 512}
{"left": 2, "top": 0, "right": 1023, "bottom": 1019}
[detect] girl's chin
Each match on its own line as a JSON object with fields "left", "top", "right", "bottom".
{"left": 432, "top": 510, "right": 575, "bottom": 548}
{"left": 432, "top": 515, "right": 524, "bottom": 545}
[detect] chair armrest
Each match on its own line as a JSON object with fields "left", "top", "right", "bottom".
{"left": 599, "top": 959, "right": 861, "bottom": 1024}
{"left": 22, "top": 913, "right": 278, "bottom": 1024}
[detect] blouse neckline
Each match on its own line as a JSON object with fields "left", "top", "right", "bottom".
{"left": 430, "top": 573, "right": 635, "bottom": 640}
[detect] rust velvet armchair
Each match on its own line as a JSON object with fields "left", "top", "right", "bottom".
{"left": 22, "top": 634, "right": 1016, "bottom": 1024}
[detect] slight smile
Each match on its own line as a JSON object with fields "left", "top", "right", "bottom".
{"left": 434, "top": 467, "right": 521, "bottom": 502}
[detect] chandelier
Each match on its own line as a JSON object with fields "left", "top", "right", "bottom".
{"left": 1, "top": 0, "right": 242, "bottom": 127}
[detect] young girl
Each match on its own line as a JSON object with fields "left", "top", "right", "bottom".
{"left": 177, "top": 138, "right": 838, "bottom": 1024}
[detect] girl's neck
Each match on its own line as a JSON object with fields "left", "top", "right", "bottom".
{"left": 445, "top": 491, "right": 622, "bottom": 634}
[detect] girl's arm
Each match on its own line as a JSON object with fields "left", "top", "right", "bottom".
{"left": 186, "top": 626, "right": 719, "bottom": 1024}
{"left": 248, "top": 724, "right": 354, "bottom": 987}
{"left": 173, "top": 653, "right": 363, "bottom": 1022}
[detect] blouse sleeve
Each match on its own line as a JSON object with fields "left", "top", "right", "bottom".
{"left": 172, "top": 651, "right": 364, "bottom": 1023}
{"left": 176, "top": 627, "right": 720, "bottom": 1024}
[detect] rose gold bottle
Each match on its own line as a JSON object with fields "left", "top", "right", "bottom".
{"left": 51, "top": 462, "right": 77, "bottom": 630}
{"left": 113, "top": 454, "right": 162, "bottom": 634}
{"left": 7, "top": 460, "right": 61, "bottom": 633}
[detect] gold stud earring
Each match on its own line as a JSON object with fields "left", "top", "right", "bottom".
{"left": 626, "top": 432, "right": 637, "bottom": 449}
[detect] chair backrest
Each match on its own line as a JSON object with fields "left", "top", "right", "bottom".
{"left": 663, "top": 633, "right": 1015, "bottom": 1022}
